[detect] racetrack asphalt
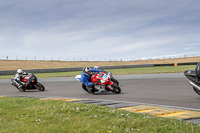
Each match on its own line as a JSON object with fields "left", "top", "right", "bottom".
{"left": 1, "top": 73, "right": 200, "bottom": 110}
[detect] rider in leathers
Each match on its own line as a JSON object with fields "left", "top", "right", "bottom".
{"left": 11, "top": 69, "right": 27, "bottom": 89}
{"left": 81, "top": 66, "right": 101, "bottom": 87}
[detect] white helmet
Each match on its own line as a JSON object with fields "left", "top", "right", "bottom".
{"left": 83, "top": 66, "right": 91, "bottom": 76}
{"left": 94, "top": 65, "right": 100, "bottom": 69}
{"left": 17, "top": 69, "right": 23, "bottom": 74}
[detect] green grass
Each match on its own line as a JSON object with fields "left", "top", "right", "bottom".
{"left": 0, "top": 65, "right": 196, "bottom": 79}
{"left": 108, "top": 65, "right": 196, "bottom": 75}
{"left": 1, "top": 97, "right": 200, "bottom": 133}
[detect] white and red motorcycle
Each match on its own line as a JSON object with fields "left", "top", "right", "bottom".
{"left": 75, "top": 71, "right": 121, "bottom": 94}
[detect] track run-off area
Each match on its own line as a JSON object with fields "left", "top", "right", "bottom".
{"left": 1, "top": 73, "right": 200, "bottom": 124}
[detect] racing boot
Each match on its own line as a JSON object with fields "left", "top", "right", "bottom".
{"left": 16, "top": 82, "right": 25, "bottom": 92}
{"left": 18, "top": 85, "right": 25, "bottom": 92}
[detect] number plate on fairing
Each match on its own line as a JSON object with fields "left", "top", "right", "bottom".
{"left": 104, "top": 74, "right": 108, "bottom": 78}
{"left": 101, "top": 74, "right": 109, "bottom": 83}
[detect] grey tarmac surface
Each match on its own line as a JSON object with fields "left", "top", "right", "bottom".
{"left": 1, "top": 73, "right": 200, "bottom": 110}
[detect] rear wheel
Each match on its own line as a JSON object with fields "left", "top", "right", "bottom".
{"left": 111, "top": 83, "right": 121, "bottom": 94}
{"left": 35, "top": 83, "right": 45, "bottom": 91}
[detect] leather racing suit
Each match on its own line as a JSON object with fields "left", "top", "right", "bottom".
{"left": 12, "top": 72, "right": 27, "bottom": 88}
{"left": 80, "top": 69, "right": 101, "bottom": 86}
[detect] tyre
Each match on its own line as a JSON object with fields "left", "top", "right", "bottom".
{"left": 82, "top": 83, "right": 89, "bottom": 92}
{"left": 82, "top": 83, "right": 95, "bottom": 94}
{"left": 111, "top": 83, "right": 121, "bottom": 94}
{"left": 193, "top": 87, "right": 200, "bottom": 95}
{"left": 35, "top": 83, "right": 45, "bottom": 91}
{"left": 111, "top": 78, "right": 119, "bottom": 85}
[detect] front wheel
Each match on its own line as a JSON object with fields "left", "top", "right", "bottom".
{"left": 82, "top": 83, "right": 89, "bottom": 92}
{"left": 35, "top": 83, "right": 45, "bottom": 91}
{"left": 111, "top": 78, "right": 119, "bottom": 85}
{"left": 111, "top": 83, "right": 121, "bottom": 94}
{"left": 193, "top": 87, "right": 200, "bottom": 95}
{"left": 82, "top": 83, "right": 95, "bottom": 94}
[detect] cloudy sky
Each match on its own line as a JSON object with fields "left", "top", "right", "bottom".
{"left": 0, "top": 0, "right": 199, "bottom": 61}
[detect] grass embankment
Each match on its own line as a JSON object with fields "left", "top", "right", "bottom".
{"left": 0, "top": 56, "right": 199, "bottom": 70}
{"left": 0, "top": 65, "right": 196, "bottom": 79}
{"left": 1, "top": 97, "right": 200, "bottom": 133}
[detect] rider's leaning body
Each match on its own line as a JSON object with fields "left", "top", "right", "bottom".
{"left": 80, "top": 67, "right": 101, "bottom": 86}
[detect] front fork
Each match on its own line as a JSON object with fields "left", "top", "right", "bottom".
{"left": 106, "top": 81, "right": 114, "bottom": 91}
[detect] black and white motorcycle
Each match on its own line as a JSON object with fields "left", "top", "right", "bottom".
{"left": 184, "top": 62, "right": 200, "bottom": 95}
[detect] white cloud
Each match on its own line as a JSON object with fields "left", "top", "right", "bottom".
{"left": 0, "top": 0, "right": 200, "bottom": 61}
{"left": 187, "top": 43, "right": 199, "bottom": 46}
{"left": 184, "top": 48, "right": 189, "bottom": 50}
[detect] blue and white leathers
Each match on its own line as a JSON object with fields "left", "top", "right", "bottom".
{"left": 80, "top": 69, "right": 101, "bottom": 86}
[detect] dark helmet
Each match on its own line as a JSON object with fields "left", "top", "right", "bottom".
{"left": 83, "top": 66, "right": 91, "bottom": 76}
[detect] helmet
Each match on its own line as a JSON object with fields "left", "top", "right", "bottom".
{"left": 94, "top": 65, "right": 100, "bottom": 69}
{"left": 17, "top": 69, "right": 23, "bottom": 74}
{"left": 83, "top": 66, "right": 91, "bottom": 76}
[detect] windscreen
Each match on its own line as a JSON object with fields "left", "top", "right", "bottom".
{"left": 98, "top": 72, "right": 104, "bottom": 78}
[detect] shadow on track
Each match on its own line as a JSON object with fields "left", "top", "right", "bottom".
{"left": 92, "top": 92, "right": 124, "bottom": 95}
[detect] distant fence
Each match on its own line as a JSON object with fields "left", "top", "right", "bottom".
{"left": 154, "top": 62, "right": 198, "bottom": 67}
{"left": 1, "top": 54, "right": 199, "bottom": 62}
{"left": 0, "top": 62, "right": 198, "bottom": 75}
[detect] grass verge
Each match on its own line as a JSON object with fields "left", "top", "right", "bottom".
{"left": 0, "top": 65, "right": 196, "bottom": 79}
{"left": 1, "top": 97, "right": 200, "bottom": 133}
{"left": 108, "top": 65, "right": 196, "bottom": 75}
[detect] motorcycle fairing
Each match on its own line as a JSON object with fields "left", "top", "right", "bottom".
{"left": 22, "top": 76, "right": 30, "bottom": 82}
{"left": 91, "top": 72, "right": 113, "bottom": 85}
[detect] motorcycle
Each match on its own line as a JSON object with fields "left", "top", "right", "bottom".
{"left": 106, "top": 71, "right": 119, "bottom": 85}
{"left": 75, "top": 71, "right": 121, "bottom": 94}
{"left": 184, "top": 62, "right": 200, "bottom": 95}
{"left": 92, "top": 71, "right": 119, "bottom": 85}
{"left": 11, "top": 73, "right": 45, "bottom": 92}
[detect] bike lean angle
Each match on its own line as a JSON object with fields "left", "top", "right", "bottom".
{"left": 184, "top": 62, "right": 200, "bottom": 95}
{"left": 11, "top": 73, "right": 45, "bottom": 92}
{"left": 75, "top": 71, "right": 121, "bottom": 94}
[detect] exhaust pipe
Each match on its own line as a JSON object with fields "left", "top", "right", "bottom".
{"left": 189, "top": 80, "right": 200, "bottom": 91}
